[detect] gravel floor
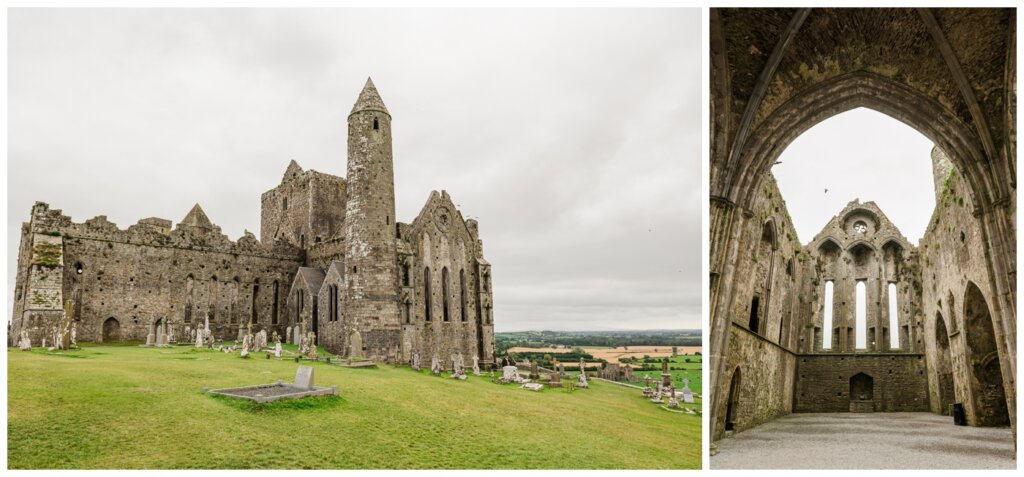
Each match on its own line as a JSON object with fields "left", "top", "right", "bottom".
{"left": 712, "top": 412, "right": 1016, "bottom": 469}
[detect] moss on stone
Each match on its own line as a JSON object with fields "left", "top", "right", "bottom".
{"left": 31, "top": 243, "right": 62, "bottom": 268}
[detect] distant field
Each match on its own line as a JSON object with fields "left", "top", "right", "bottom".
{"left": 587, "top": 346, "right": 701, "bottom": 364}
{"left": 8, "top": 344, "right": 700, "bottom": 469}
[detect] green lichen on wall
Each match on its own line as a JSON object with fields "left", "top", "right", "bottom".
{"left": 31, "top": 242, "right": 62, "bottom": 268}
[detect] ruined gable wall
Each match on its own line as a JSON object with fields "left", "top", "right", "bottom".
{"left": 803, "top": 202, "right": 919, "bottom": 354}
{"left": 401, "top": 191, "right": 490, "bottom": 368}
{"left": 261, "top": 168, "right": 346, "bottom": 249}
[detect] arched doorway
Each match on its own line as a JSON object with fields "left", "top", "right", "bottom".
{"left": 102, "top": 317, "right": 120, "bottom": 342}
{"left": 725, "top": 367, "right": 742, "bottom": 431}
{"left": 963, "top": 282, "right": 1009, "bottom": 426}
{"left": 849, "top": 372, "right": 874, "bottom": 413}
{"left": 934, "top": 311, "right": 955, "bottom": 415}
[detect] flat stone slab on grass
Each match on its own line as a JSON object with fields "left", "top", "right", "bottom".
{"left": 207, "top": 382, "right": 337, "bottom": 404}
{"left": 331, "top": 359, "right": 377, "bottom": 368}
{"left": 207, "top": 367, "right": 336, "bottom": 404}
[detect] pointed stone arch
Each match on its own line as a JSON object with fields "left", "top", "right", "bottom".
{"left": 962, "top": 281, "right": 1009, "bottom": 426}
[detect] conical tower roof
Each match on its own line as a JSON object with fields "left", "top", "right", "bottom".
{"left": 350, "top": 77, "right": 389, "bottom": 116}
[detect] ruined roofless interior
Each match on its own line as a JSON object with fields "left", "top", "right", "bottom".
{"left": 709, "top": 8, "right": 1016, "bottom": 443}
{"left": 11, "top": 78, "right": 496, "bottom": 366}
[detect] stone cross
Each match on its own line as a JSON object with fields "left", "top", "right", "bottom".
{"left": 307, "top": 332, "right": 318, "bottom": 360}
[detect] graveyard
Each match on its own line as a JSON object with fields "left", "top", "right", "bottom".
{"left": 7, "top": 343, "right": 700, "bottom": 469}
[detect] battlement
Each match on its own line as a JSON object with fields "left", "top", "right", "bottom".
{"left": 25, "top": 201, "right": 303, "bottom": 260}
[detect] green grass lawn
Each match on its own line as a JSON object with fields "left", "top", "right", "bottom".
{"left": 8, "top": 345, "right": 700, "bottom": 469}
{"left": 630, "top": 355, "right": 702, "bottom": 394}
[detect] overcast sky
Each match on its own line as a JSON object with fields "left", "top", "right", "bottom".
{"left": 7, "top": 8, "right": 701, "bottom": 332}
{"left": 773, "top": 108, "right": 937, "bottom": 245}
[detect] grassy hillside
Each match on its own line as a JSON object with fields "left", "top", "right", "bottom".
{"left": 8, "top": 345, "right": 700, "bottom": 469}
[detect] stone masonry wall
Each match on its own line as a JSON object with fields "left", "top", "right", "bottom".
{"left": 11, "top": 202, "right": 303, "bottom": 344}
{"left": 919, "top": 163, "right": 1012, "bottom": 426}
{"left": 714, "top": 323, "right": 798, "bottom": 440}
{"left": 795, "top": 354, "right": 930, "bottom": 412}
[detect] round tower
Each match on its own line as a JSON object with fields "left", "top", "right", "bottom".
{"left": 343, "top": 78, "right": 401, "bottom": 339}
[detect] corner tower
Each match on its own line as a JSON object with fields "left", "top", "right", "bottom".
{"left": 343, "top": 78, "right": 401, "bottom": 343}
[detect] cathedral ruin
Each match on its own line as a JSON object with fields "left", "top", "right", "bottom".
{"left": 709, "top": 8, "right": 1016, "bottom": 446}
{"left": 10, "top": 78, "right": 496, "bottom": 365}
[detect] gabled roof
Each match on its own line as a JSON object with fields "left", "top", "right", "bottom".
{"left": 294, "top": 267, "right": 326, "bottom": 296}
{"left": 180, "top": 204, "right": 214, "bottom": 229}
{"left": 328, "top": 261, "right": 346, "bottom": 280}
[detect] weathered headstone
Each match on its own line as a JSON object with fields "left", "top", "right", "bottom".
{"left": 521, "top": 383, "right": 544, "bottom": 391}
{"left": 500, "top": 365, "right": 524, "bottom": 384}
{"left": 529, "top": 361, "right": 540, "bottom": 380}
{"left": 430, "top": 354, "right": 442, "bottom": 375}
{"left": 549, "top": 371, "right": 562, "bottom": 387}
{"left": 286, "top": 326, "right": 292, "bottom": 344}
{"left": 472, "top": 355, "right": 481, "bottom": 376}
{"left": 294, "top": 366, "right": 315, "bottom": 390}
{"left": 307, "top": 332, "right": 318, "bottom": 360}
{"left": 274, "top": 342, "right": 283, "bottom": 359}
{"left": 19, "top": 330, "right": 31, "bottom": 351}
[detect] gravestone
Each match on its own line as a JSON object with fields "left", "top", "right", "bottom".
{"left": 472, "top": 355, "right": 481, "bottom": 376}
{"left": 529, "top": 361, "right": 540, "bottom": 380}
{"left": 682, "top": 377, "right": 695, "bottom": 404}
{"left": 430, "top": 355, "right": 442, "bottom": 375}
{"left": 294, "top": 366, "right": 315, "bottom": 390}
{"left": 522, "top": 383, "right": 544, "bottom": 391}
{"left": 549, "top": 371, "right": 562, "bottom": 388}
{"left": 274, "top": 342, "right": 283, "bottom": 359}
{"left": 500, "top": 365, "right": 524, "bottom": 384}
{"left": 286, "top": 326, "right": 292, "bottom": 344}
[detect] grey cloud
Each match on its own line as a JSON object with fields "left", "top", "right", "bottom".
{"left": 7, "top": 8, "right": 702, "bottom": 332}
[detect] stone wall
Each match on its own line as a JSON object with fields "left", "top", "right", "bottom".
{"left": 260, "top": 160, "right": 347, "bottom": 249}
{"left": 714, "top": 323, "right": 797, "bottom": 440}
{"left": 804, "top": 200, "right": 918, "bottom": 353}
{"left": 11, "top": 202, "right": 303, "bottom": 344}
{"left": 919, "top": 165, "right": 1013, "bottom": 427}
{"left": 795, "top": 354, "right": 930, "bottom": 412}
{"left": 399, "top": 190, "right": 494, "bottom": 367}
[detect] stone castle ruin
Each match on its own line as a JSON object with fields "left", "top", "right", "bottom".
{"left": 10, "top": 78, "right": 496, "bottom": 365}
{"left": 709, "top": 9, "right": 1016, "bottom": 443}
